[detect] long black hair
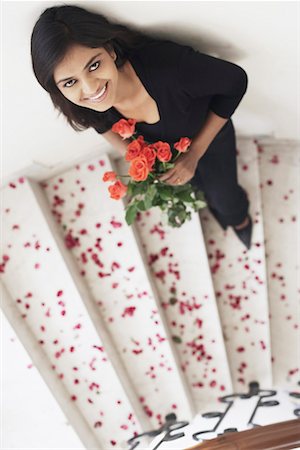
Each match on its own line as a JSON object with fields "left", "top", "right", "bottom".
{"left": 31, "top": 4, "right": 154, "bottom": 131}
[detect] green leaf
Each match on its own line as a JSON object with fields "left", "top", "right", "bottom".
{"left": 152, "top": 194, "right": 163, "bottom": 206}
{"left": 162, "top": 162, "right": 175, "bottom": 170}
{"left": 195, "top": 189, "right": 206, "bottom": 202}
{"left": 125, "top": 204, "right": 138, "bottom": 225}
{"left": 156, "top": 185, "right": 173, "bottom": 200}
{"left": 173, "top": 202, "right": 185, "bottom": 213}
{"left": 143, "top": 196, "right": 151, "bottom": 210}
{"left": 173, "top": 184, "right": 191, "bottom": 193}
{"left": 148, "top": 183, "right": 157, "bottom": 197}
{"left": 167, "top": 208, "right": 176, "bottom": 219}
{"left": 130, "top": 181, "right": 148, "bottom": 196}
{"left": 126, "top": 183, "right": 133, "bottom": 196}
{"left": 176, "top": 191, "right": 194, "bottom": 202}
{"left": 177, "top": 210, "right": 187, "bottom": 221}
{"left": 137, "top": 201, "right": 147, "bottom": 211}
{"left": 143, "top": 184, "right": 157, "bottom": 209}
{"left": 193, "top": 200, "right": 207, "bottom": 210}
{"left": 172, "top": 335, "right": 182, "bottom": 344}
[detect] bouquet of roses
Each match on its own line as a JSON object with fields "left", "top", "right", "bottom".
{"left": 102, "top": 118, "right": 206, "bottom": 227}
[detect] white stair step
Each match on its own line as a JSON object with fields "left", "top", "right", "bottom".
{"left": 1, "top": 134, "right": 299, "bottom": 449}
{"left": 1, "top": 177, "right": 149, "bottom": 448}
{"left": 40, "top": 153, "right": 197, "bottom": 424}
{"left": 114, "top": 158, "right": 233, "bottom": 411}
{"left": 199, "top": 137, "right": 272, "bottom": 389}
{"left": 255, "top": 138, "right": 300, "bottom": 388}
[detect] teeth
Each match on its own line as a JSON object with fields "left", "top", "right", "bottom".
{"left": 89, "top": 83, "right": 107, "bottom": 100}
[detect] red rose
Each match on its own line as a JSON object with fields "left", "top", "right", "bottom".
{"left": 125, "top": 140, "right": 142, "bottom": 161}
{"left": 154, "top": 141, "right": 172, "bottom": 162}
{"left": 141, "top": 144, "right": 157, "bottom": 169}
{"left": 137, "top": 135, "right": 147, "bottom": 148}
{"left": 102, "top": 171, "right": 117, "bottom": 182}
{"left": 108, "top": 180, "right": 128, "bottom": 200}
{"left": 128, "top": 156, "right": 150, "bottom": 181}
{"left": 111, "top": 118, "right": 137, "bottom": 139}
{"left": 174, "top": 137, "right": 192, "bottom": 153}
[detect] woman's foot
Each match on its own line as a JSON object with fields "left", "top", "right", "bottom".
{"left": 232, "top": 214, "right": 252, "bottom": 250}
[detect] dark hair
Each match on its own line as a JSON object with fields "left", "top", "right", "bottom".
{"left": 30, "top": 4, "right": 154, "bottom": 131}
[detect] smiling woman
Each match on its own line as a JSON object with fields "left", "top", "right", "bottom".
{"left": 30, "top": 4, "right": 153, "bottom": 130}
{"left": 31, "top": 3, "right": 253, "bottom": 248}
{"left": 53, "top": 45, "right": 118, "bottom": 110}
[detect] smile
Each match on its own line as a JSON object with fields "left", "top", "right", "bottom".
{"left": 86, "top": 82, "right": 109, "bottom": 102}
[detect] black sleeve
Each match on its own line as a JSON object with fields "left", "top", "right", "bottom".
{"left": 177, "top": 45, "right": 248, "bottom": 118}
{"left": 94, "top": 125, "right": 110, "bottom": 134}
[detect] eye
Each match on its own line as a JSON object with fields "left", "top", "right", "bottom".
{"left": 89, "top": 61, "right": 100, "bottom": 71}
{"left": 64, "top": 79, "right": 76, "bottom": 88}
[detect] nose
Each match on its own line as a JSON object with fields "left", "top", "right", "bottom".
{"left": 81, "top": 77, "right": 99, "bottom": 98}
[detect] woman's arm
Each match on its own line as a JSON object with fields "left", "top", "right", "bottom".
{"left": 189, "top": 110, "right": 229, "bottom": 159}
{"left": 159, "top": 110, "right": 228, "bottom": 185}
{"left": 101, "top": 110, "right": 228, "bottom": 184}
{"left": 101, "top": 129, "right": 131, "bottom": 157}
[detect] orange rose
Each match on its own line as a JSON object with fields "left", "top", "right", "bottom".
{"left": 125, "top": 140, "right": 142, "bottom": 161}
{"left": 154, "top": 141, "right": 172, "bottom": 162}
{"left": 111, "top": 118, "right": 137, "bottom": 139}
{"left": 108, "top": 180, "right": 128, "bottom": 200}
{"left": 174, "top": 137, "right": 192, "bottom": 153}
{"left": 141, "top": 144, "right": 157, "bottom": 169}
{"left": 137, "top": 135, "right": 146, "bottom": 147}
{"left": 128, "top": 156, "right": 150, "bottom": 181}
{"left": 102, "top": 171, "right": 117, "bottom": 182}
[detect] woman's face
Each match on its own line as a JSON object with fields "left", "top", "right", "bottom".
{"left": 53, "top": 44, "right": 119, "bottom": 112}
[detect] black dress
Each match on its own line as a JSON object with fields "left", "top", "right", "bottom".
{"left": 95, "top": 39, "right": 249, "bottom": 228}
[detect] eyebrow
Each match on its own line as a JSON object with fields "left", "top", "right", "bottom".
{"left": 56, "top": 52, "right": 103, "bottom": 85}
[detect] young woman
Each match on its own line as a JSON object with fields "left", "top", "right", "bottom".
{"left": 31, "top": 4, "right": 252, "bottom": 249}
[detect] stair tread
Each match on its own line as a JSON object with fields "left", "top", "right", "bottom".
{"left": 115, "top": 181, "right": 234, "bottom": 408}
{"left": 199, "top": 138, "right": 272, "bottom": 389}
{"left": 1, "top": 137, "right": 299, "bottom": 450}
{"left": 1, "top": 177, "right": 142, "bottom": 446}
{"left": 255, "top": 139, "right": 300, "bottom": 388}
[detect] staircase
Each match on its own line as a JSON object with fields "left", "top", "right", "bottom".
{"left": 1, "top": 133, "right": 299, "bottom": 449}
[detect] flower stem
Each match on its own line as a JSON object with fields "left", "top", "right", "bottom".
{"left": 172, "top": 150, "right": 182, "bottom": 162}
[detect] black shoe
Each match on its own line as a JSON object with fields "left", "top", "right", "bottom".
{"left": 233, "top": 214, "right": 253, "bottom": 250}
{"left": 208, "top": 205, "right": 228, "bottom": 231}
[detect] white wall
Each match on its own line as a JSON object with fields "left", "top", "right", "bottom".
{"left": 2, "top": 1, "right": 299, "bottom": 183}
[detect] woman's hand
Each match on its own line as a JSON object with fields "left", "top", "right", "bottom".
{"left": 159, "top": 150, "right": 201, "bottom": 186}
